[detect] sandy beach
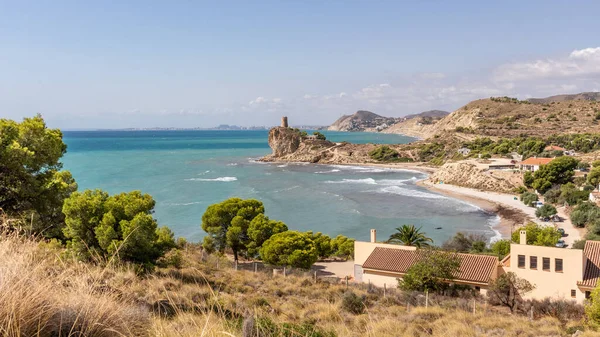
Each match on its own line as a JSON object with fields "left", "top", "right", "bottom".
{"left": 420, "top": 180, "right": 584, "bottom": 247}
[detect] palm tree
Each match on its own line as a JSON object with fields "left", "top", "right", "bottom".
{"left": 387, "top": 225, "right": 433, "bottom": 248}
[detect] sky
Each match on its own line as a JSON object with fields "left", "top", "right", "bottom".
{"left": 1, "top": 1, "right": 600, "bottom": 129}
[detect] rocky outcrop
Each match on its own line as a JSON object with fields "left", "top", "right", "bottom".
{"left": 264, "top": 127, "right": 337, "bottom": 162}
{"left": 428, "top": 162, "right": 522, "bottom": 193}
{"left": 268, "top": 127, "right": 302, "bottom": 157}
{"left": 262, "top": 126, "right": 423, "bottom": 165}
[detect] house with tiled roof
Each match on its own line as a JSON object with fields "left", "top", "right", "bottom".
{"left": 544, "top": 145, "right": 566, "bottom": 152}
{"left": 518, "top": 157, "right": 554, "bottom": 172}
{"left": 354, "top": 229, "right": 600, "bottom": 303}
{"left": 354, "top": 229, "right": 502, "bottom": 295}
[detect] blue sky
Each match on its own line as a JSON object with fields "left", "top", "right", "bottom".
{"left": 1, "top": 1, "right": 600, "bottom": 129}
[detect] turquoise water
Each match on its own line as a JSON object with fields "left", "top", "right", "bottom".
{"left": 62, "top": 130, "right": 498, "bottom": 244}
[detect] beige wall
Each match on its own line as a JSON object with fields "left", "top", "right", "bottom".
{"left": 354, "top": 240, "right": 416, "bottom": 286}
{"left": 505, "top": 243, "right": 586, "bottom": 303}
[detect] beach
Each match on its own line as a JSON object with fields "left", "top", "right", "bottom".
{"left": 420, "top": 180, "right": 584, "bottom": 247}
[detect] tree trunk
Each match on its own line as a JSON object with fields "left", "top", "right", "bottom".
{"left": 233, "top": 249, "right": 239, "bottom": 262}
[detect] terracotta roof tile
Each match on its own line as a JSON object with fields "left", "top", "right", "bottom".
{"left": 519, "top": 157, "right": 554, "bottom": 166}
{"left": 544, "top": 145, "right": 566, "bottom": 151}
{"left": 579, "top": 241, "right": 600, "bottom": 288}
{"left": 362, "top": 247, "right": 498, "bottom": 285}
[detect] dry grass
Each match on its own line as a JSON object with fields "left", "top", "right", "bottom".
{"left": 0, "top": 233, "right": 594, "bottom": 336}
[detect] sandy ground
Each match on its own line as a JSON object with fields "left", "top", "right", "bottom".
{"left": 421, "top": 180, "right": 584, "bottom": 247}
{"left": 313, "top": 260, "right": 355, "bottom": 279}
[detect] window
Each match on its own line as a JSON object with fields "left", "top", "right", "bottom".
{"left": 530, "top": 256, "right": 537, "bottom": 269}
{"left": 571, "top": 290, "right": 577, "bottom": 298}
{"left": 555, "top": 258, "right": 563, "bottom": 272}
{"left": 543, "top": 257, "right": 550, "bottom": 271}
{"left": 518, "top": 255, "right": 525, "bottom": 268}
{"left": 586, "top": 291, "right": 592, "bottom": 299}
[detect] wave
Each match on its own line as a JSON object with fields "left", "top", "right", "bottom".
{"left": 324, "top": 177, "right": 414, "bottom": 186}
{"left": 378, "top": 186, "right": 447, "bottom": 199}
{"left": 326, "top": 178, "right": 378, "bottom": 185}
{"left": 277, "top": 164, "right": 288, "bottom": 168}
{"left": 198, "top": 170, "right": 211, "bottom": 175}
{"left": 186, "top": 177, "right": 238, "bottom": 182}
{"left": 166, "top": 201, "right": 203, "bottom": 206}
{"left": 328, "top": 165, "right": 427, "bottom": 175}
{"left": 315, "top": 169, "right": 341, "bottom": 174}
{"left": 227, "top": 163, "right": 238, "bottom": 166}
{"left": 487, "top": 215, "right": 502, "bottom": 243}
{"left": 273, "top": 185, "right": 300, "bottom": 193}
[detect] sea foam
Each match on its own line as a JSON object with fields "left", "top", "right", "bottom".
{"left": 186, "top": 177, "right": 238, "bottom": 182}
{"left": 378, "top": 186, "right": 447, "bottom": 199}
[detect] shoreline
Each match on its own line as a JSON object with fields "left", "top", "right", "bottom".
{"left": 417, "top": 180, "right": 525, "bottom": 240}
{"left": 419, "top": 180, "right": 584, "bottom": 246}
{"left": 257, "top": 157, "right": 522, "bottom": 240}
{"left": 257, "top": 158, "right": 518, "bottom": 241}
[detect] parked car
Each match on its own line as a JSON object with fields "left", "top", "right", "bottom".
{"left": 555, "top": 239, "right": 566, "bottom": 248}
{"left": 533, "top": 201, "right": 544, "bottom": 208}
{"left": 557, "top": 228, "right": 565, "bottom": 236}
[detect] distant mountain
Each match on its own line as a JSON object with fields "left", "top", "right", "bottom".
{"left": 403, "top": 110, "right": 450, "bottom": 120}
{"left": 327, "top": 110, "right": 397, "bottom": 132}
{"left": 527, "top": 92, "right": 600, "bottom": 104}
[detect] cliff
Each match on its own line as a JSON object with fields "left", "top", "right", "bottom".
{"left": 428, "top": 162, "right": 522, "bottom": 193}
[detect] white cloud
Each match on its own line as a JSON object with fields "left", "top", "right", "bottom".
{"left": 493, "top": 47, "right": 600, "bottom": 82}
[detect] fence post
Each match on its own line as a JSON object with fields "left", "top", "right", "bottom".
{"left": 254, "top": 262, "right": 257, "bottom": 273}
{"left": 529, "top": 306, "right": 533, "bottom": 321}
{"left": 235, "top": 261, "right": 238, "bottom": 271}
{"left": 314, "top": 270, "right": 317, "bottom": 282}
{"left": 283, "top": 266, "right": 286, "bottom": 277}
{"left": 407, "top": 302, "right": 410, "bottom": 312}
{"left": 384, "top": 283, "right": 386, "bottom": 298}
{"left": 425, "top": 290, "right": 429, "bottom": 309}
{"left": 216, "top": 258, "right": 219, "bottom": 270}
{"left": 473, "top": 299, "right": 476, "bottom": 314}
{"left": 345, "top": 276, "right": 349, "bottom": 289}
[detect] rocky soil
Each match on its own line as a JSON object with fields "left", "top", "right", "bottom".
{"left": 428, "top": 162, "right": 523, "bottom": 193}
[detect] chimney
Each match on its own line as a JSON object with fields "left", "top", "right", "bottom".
{"left": 281, "top": 116, "right": 288, "bottom": 128}
{"left": 519, "top": 230, "right": 527, "bottom": 245}
{"left": 370, "top": 229, "right": 377, "bottom": 243}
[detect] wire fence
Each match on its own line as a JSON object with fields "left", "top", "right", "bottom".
{"left": 199, "top": 253, "right": 585, "bottom": 322}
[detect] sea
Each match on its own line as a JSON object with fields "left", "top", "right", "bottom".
{"left": 61, "top": 130, "right": 499, "bottom": 244}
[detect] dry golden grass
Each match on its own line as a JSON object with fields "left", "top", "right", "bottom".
{"left": 0, "top": 232, "right": 594, "bottom": 336}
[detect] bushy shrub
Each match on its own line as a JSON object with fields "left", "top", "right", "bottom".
{"left": 543, "top": 188, "right": 561, "bottom": 204}
{"left": 522, "top": 298, "right": 584, "bottom": 323}
{"left": 520, "top": 192, "right": 538, "bottom": 207}
{"left": 511, "top": 222, "right": 561, "bottom": 246}
{"left": 341, "top": 291, "right": 366, "bottom": 314}
{"left": 369, "top": 145, "right": 399, "bottom": 162}
{"left": 570, "top": 202, "right": 600, "bottom": 228}
{"left": 535, "top": 204, "right": 557, "bottom": 218}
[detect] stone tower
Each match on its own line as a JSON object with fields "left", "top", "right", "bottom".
{"left": 281, "top": 116, "right": 288, "bottom": 128}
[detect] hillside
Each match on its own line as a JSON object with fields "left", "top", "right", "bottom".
{"left": 327, "top": 110, "right": 449, "bottom": 133}
{"left": 403, "top": 109, "right": 450, "bottom": 120}
{"left": 528, "top": 92, "right": 600, "bottom": 104}
{"left": 327, "top": 110, "right": 396, "bottom": 132}
{"left": 385, "top": 95, "right": 600, "bottom": 139}
{"left": 1, "top": 232, "right": 594, "bottom": 337}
